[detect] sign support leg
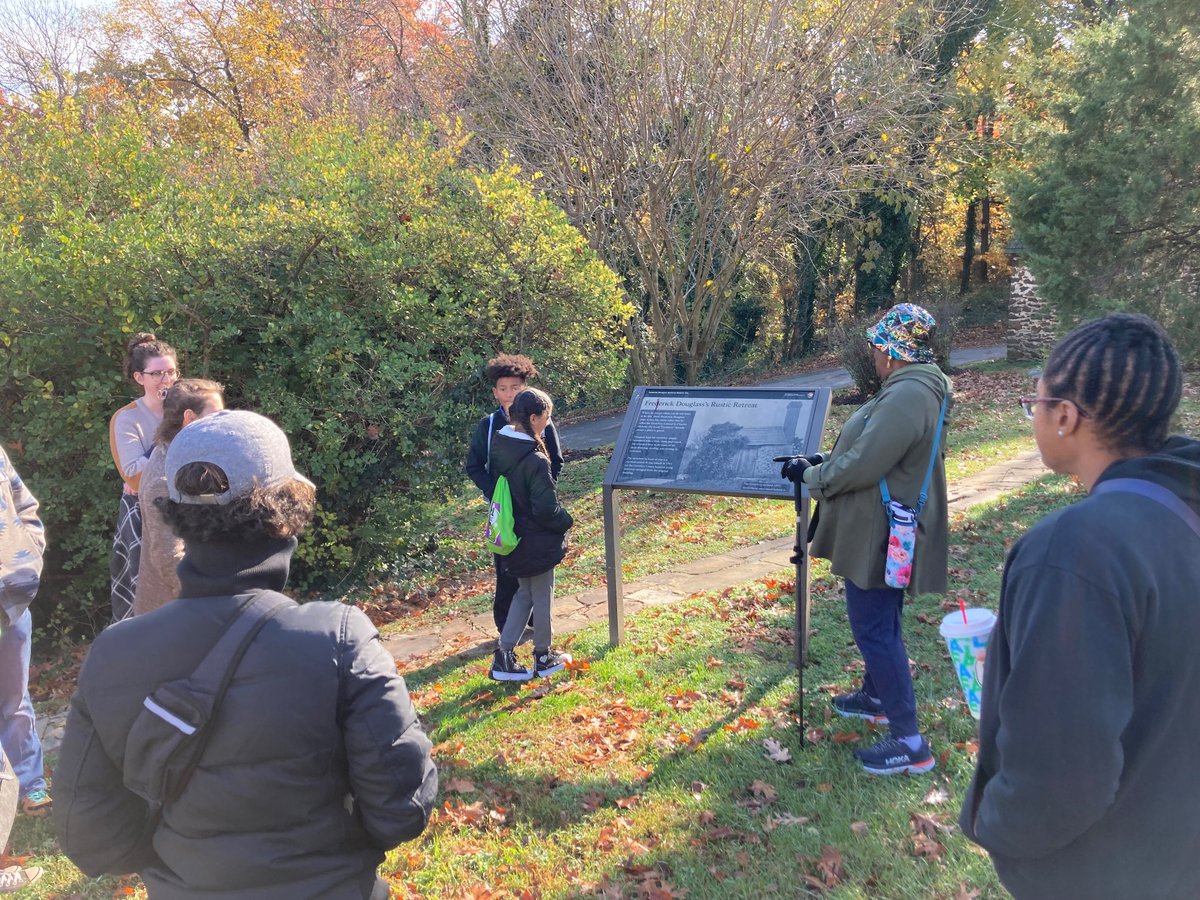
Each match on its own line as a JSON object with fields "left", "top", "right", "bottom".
{"left": 603, "top": 486, "right": 625, "bottom": 646}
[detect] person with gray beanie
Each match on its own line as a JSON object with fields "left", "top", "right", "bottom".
{"left": 55, "top": 410, "right": 437, "bottom": 899}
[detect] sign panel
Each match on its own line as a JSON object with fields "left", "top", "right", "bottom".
{"left": 605, "top": 386, "right": 830, "bottom": 499}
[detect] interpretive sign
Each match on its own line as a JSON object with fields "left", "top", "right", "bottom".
{"left": 606, "top": 387, "right": 829, "bottom": 499}
{"left": 601, "top": 385, "right": 831, "bottom": 735}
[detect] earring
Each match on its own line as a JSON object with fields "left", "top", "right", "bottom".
{"left": 1057, "top": 430, "right": 1064, "bottom": 437}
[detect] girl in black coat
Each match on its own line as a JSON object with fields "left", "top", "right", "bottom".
{"left": 487, "top": 388, "right": 574, "bottom": 681}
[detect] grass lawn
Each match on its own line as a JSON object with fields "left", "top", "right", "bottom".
{"left": 11, "top": 475, "right": 1084, "bottom": 899}
{"left": 12, "top": 369, "right": 1196, "bottom": 898}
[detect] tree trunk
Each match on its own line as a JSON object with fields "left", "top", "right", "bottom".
{"left": 976, "top": 194, "right": 991, "bottom": 283}
{"left": 960, "top": 199, "right": 977, "bottom": 293}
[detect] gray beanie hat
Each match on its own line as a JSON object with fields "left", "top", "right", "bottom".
{"left": 165, "top": 409, "right": 315, "bottom": 505}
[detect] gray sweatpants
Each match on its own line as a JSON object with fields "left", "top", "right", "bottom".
{"left": 499, "top": 568, "right": 555, "bottom": 652}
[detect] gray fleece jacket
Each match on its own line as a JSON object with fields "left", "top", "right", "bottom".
{"left": 960, "top": 435, "right": 1200, "bottom": 899}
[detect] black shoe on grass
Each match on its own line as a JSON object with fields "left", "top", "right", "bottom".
{"left": 489, "top": 649, "right": 533, "bottom": 682}
{"left": 832, "top": 689, "right": 889, "bottom": 725}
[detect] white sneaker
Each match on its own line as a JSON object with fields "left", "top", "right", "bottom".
{"left": 0, "top": 865, "right": 43, "bottom": 894}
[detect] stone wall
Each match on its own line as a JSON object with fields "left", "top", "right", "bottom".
{"left": 1006, "top": 264, "right": 1057, "bottom": 362}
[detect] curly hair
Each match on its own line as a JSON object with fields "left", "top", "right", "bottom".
{"left": 125, "top": 332, "right": 177, "bottom": 380}
{"left": 155, "top": 379, "right": 224, "bottom": 446}
{"left": 1043, "top": 313, "right": 1182, "bottom": 454}
{"left": 485, "top": 353, "right": 539, "bottom": 384}
{"left": 158, "top": 462, "right": 315, "bottom": 542}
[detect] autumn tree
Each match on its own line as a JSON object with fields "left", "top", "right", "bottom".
{"left": 461, "top": 0, "right": 964, "bottom": 384}
{"left": 0, "top": 0, "right": 90, "bottom": 99}
{"left": 276, "top": 0, "right": 458, "bottom": 120}
{"left": 98, "top": 0, "right": 304, "bottom": 142}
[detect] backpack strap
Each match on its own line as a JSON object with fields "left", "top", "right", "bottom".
{"left": 485, "top": 412, "right": 495, "bottom": 474}
{"left": 1091, "top": 478, "right": 1200, "bottom": 541}
{"left": 880, "top": 391, "right": 950, "bottom": 517}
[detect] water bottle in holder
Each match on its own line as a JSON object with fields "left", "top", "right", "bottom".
{"left": 884, "top": 500, "right": 917, "bottom": 589}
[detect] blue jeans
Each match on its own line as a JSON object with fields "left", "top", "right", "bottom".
{"left": 844, "top": 579, "right": 919, "bottom": 738}
{"left": 0, "top": 609, "right": 46, "bottom": 796}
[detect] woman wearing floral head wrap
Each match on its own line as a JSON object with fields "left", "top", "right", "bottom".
{"left": 782, "top": 303, "right": 952, "bottom": 775}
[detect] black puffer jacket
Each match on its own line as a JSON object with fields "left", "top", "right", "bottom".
{"left": 489, "top": 428, "right": 573, "bottom": 578}
{"left": 55, "top": 537, "right": 437, "bottom": 900}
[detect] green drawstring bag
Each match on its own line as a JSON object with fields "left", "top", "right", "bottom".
{"left": 485, "top": 475, "right": 520, "bottom": 555}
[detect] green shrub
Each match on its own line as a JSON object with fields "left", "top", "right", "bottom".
{"left": 0, "top": 102, "right": 632, "bottom": 633}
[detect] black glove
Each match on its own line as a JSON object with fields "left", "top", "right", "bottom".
{"left": 778, "top": 453, "right": 825, "bottom": 484}
{"left": 780, "top": 457, "right": 811, "bottom": 483}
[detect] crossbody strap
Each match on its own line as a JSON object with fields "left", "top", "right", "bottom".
{"left": 1091, "top": 478, "right": 1200, "bottom": 541}
{"left": 880, "top": 391, "right": 950, "bottom": 516}
{"left": 167, "top": 590, "right": 292, "bottom": 801}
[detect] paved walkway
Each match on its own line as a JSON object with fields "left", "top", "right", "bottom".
{"left": 382, "top": 446, "right": 1048, "bottom": 670}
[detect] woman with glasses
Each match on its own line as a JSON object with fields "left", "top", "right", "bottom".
{"left": 782, "top": 303, "right": 952, "bottom": 775}
{"left": 107, "top": 333, "right": 178, "bottom": 623}
{"left": 961, "top": 313, "right": 1200, "bottom": 899}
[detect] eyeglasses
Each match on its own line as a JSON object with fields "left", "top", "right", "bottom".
{"left": 1018, "top": 396, "right": 1089, "bottom": 420}
{"left": 141, "top": 368, "right": 178, "bottom": 380}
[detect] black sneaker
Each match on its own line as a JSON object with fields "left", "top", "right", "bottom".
{"left": 533, "top": 648, "right": 572, "bottom": 678}
{"left": 831, "top": 689, "right": 889, "bottom": 725}
{"left": 854, "top": 736, "right": 935, "bottom": 775}
{"left": 489, "top": 649, "right": 533, "bottom": 682}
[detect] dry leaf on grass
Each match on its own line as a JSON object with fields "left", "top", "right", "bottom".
{"left": 922, "top": 786, "right": 950, "bottom": 806}
{"left": 850, "top": 821, "right": 869, "bottom": 836}
{"left": 441, "top": 777, "right": 476, "bottom": 794}
{"left": 749, "top": 780, "right": 778, "bottom": 802}
{"left": 911, "top": 833, "right": 944, "bottom": 859}
{"left": 762, "top": 738, "right": 792, "bottom": 763}
{"left": 952, "top": 884, "right": 982, "bottom": 900}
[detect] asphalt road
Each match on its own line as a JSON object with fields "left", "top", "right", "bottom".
{"left": 557, "top": 344, "right": 1007, "bottom": 451}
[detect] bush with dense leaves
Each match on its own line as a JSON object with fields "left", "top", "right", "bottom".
{"left": 0, "top": 102, "right": 632, "bottom": 633}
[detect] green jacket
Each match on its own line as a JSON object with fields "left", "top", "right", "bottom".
{"left": 805, "top": 363, "right": 952, "bottom": 595}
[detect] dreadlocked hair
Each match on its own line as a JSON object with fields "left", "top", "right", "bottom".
{"left": 509, "top": 387, "right": 553, "bottom": 458}
{"left": 1043, "top": 313, "right": 1182, "bottom": 454}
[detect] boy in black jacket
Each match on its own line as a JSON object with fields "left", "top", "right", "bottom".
{"left": 465, "top": 354, "right": 564, "bottom": 634}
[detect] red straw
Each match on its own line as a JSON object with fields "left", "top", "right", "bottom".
{"left": 959, "top": 596, "right": 968, "bottom": 625}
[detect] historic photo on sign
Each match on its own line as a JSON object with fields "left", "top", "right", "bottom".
{"left": 609, "top": 387, "right": 829, "bottom": 499}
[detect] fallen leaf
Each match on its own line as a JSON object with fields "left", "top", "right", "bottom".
{"left": 922, "top": 786, "right": 950, "bottom": 806}
{"left": 850, "top": 821, "right": 869, "bottom": 836}
{"left": 815, "top": 783, "right": 833, "bottom": 793}
{"left": 816, "top": 845, "right": 844, "bottom": 886}
{"left": 952, "top": 884, "right": 982, "bottom": 900}
{"left": 442, "top": 777, "right": 476, "bottom": 794}
{"left": 690, "top": 781, "right": 706, "bottom": 799}
{"left": 431, "top": 738, "right": 464, "bottom": 757}
{"left": 724, "top": 716, "right": 762, "bottom": 734}
{"left": 911, "top": 833, "right": 944, "bottom": 859}
{"left": 705, "top": 656, "right": 725, "bottom": 668}
{"left": 910, "top": 812, "right": 955, "bottom": 837}
{"left": 614, "top": 795, "right": 641, "bottom": 809}
{"left": 749, "top": 780, "right": 778, "bottom": 802}
{"left": 762, "top": 738, "right": 792, "bottom": 763}
{"left": 698, "top": 810, "right": 717, "bottom": 826}
{"left": 831, "top": 731, "right": 861, "bottom": 744}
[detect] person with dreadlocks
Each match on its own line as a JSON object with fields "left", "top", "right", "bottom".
{"left": 960, "top": 313, "right": 1200, "bottom": 899}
